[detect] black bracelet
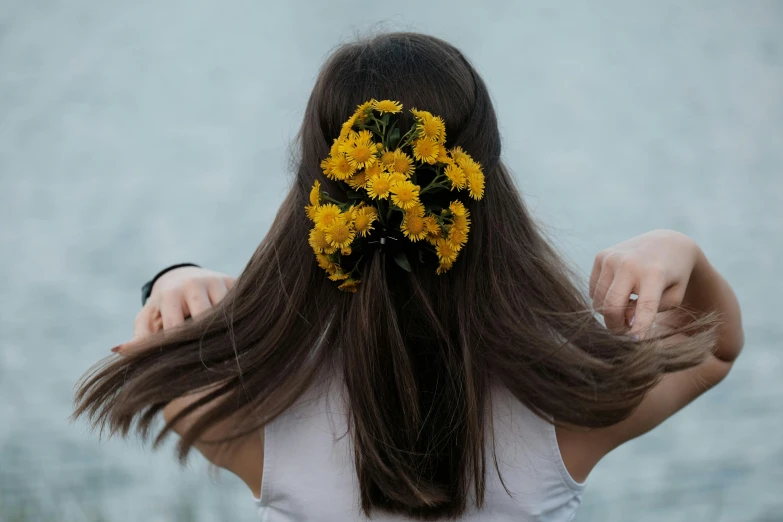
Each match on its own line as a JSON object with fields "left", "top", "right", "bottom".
{"left": 141, "top": 263, "right": 201, "bottom": 306}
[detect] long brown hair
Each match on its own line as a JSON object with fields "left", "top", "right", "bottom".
{"left": 74, "top": 33, "right": 717, "bottom": 519}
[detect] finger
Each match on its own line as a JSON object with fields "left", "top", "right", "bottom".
{"left": 183, "top": 281, "right": 212, "bottom": 318}
{"left": 206, "top": 279, "right": 229, "bottom": 306}
{"left": 602, "top": 275, "right": 637, "bottom": 331}
{"left": 591, "top": 263, "right": 615, "bottom": 313}
{"left": 160, "top": 291, "right": 187, "bottom": 330}
{"left": 630, "top": 277, "right": 665, "bottom": 339}
{"left": 133, "top": 306, "right": 155, "bottom": 340}
{"left": 589, "top": 253, "right": 605, "bottom": 299}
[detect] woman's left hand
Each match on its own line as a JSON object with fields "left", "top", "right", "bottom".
{"left": 589, "top": 229, "right": 700, "bottom": 338}
{"left": 115, "top": 266, "right": 235, "bottom": 355}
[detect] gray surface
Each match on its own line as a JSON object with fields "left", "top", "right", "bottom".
{"left": 1, "top": 1, "right": 782, "bottom": 521}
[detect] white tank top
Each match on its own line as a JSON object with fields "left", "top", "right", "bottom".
{"left": 253, "top": 377, "right": 585, "bottom": 521}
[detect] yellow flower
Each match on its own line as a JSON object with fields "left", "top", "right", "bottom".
{"left": 309, "top": 180, "right": 322, "bottom": 206}
{"left": 414, "top": 110, "right": 445, "bottom": 141}
{"left": 328, "top": 267, "right": 351, "bottom": 281}
{"left": 449, "top": 200, "right": 468, "bottom": 217}
{"left": 351, "top": 205, "right": 378, "bottom": 237}
{"left": 412, "top": 138, "right": 440, "bottom": 165}
{"left": 343, "top": 130, "right": 378, "bottom": 170}
{"left": 305, "top": 204, "right": 317, "bottom": 221}
{"left": 390, "top": 149, "right": 415, "bottom": 177}
{"left": 365, "top": 162, "right": 384, "bottom": 177}
{"left": 436, "top": 259, "right": 453, "bottom": 275}
{"left": 452, "top": 213, "right": 471, "bottom": 232}
{"left": 324, "top": 216, "right": 356, "bottom": 249}
{"left": 330, "top": 139, "right": 342, "bottom": 157}
{"left": 388, "top": 172, "right": 407, "bottom": 185}
{"left": 338, "top": 278, "right": 361, "bottom": 293}
{"left": 435, "top": 238, "right": 459, "bottom": 264}
{"left": 347, "top": 170, "right": 369, "bottom": 190}
{"left": 423, "top": 215, "right": 442, "bottom": 243}
{"left": 316, "top": 253, "right": 335, "bottom": 271}
{"left": 466, "top": 170, "right": 485, "bottom": 200}
{"left": 327, "top": 154, "right": 356, "bottom": 180}
{"left": 313, "top": 203, "right": 342, "bottom": 230}
{"left": 373, "top": 99, "right": 403, "bottom": 114}
{"left": 444, "top": 164, "right": 466, "bottom": 190}
{"left": 320, "top": 157, "right": 333, "bottom": 178}
{"left": 366, "top": 172, "right": 393, "bottom": 200}
{"left": 401, "top": 211, "right": 427, "bottom": 242}
{"left": 309, "top": 228, "right": 336, "bottom": 254}
{"left": 407, "top": 202, "right": 426, "bottom": 217}
{"left": 450, "top": 146, "right": 470, "bottom": 164}
{"left": 447, "top": 225, "right": 469, "bottom": 250}
{"left": 380, "top": 150, "right": 396, "bottom": 167}
{"left": 341, "top": 246, "right": 352, "bottom": 256}
{"left": 353, "top": 101, "right": 374, "bottom": 124}
{"left": 390, "top": 180, "right": 421, "bottom": 210}
{"left": 436, "top": 146, "right": 452, "bottom": 164}
{"left": 339, "top": 115, "right": 358, "bottom": 141}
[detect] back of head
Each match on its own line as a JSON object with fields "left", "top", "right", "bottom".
{"left": 75, "top": 32, "right": 715, "bottom": 520}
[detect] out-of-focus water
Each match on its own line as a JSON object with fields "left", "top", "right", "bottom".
{"left": 1, "top": 1, "right": 781, "bottom": 521}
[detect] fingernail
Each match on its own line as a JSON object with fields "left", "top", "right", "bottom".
{"left": 631, "top": 335, "right": 639, "bottom": 342}
{"left": 628, "top": 315, "right": 635, "bottom": 327}
{"left": 111, "top": 345, "right": 122, "bottom": 353}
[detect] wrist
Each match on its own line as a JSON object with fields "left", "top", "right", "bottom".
{"left": 142, "top": 263, "right": 201, "bottom": 306}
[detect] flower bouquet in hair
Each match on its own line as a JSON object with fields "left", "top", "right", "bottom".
{"left": 305, "top": 99, "right": 485, "bottom": 292}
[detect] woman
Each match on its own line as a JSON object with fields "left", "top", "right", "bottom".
{"left": 75, "top": 32, "right": 743, "bottom": 521}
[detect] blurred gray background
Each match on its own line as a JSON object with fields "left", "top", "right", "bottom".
{"left": 1, "top": 0, "right": 781, "bottom": 521}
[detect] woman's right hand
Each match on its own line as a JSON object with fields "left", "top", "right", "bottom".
{"left": 116, "top": 266, "right": 235, "bottom": 354}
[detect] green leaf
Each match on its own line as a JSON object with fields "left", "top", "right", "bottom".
{"left": 382, "top": 113, "right": 391, "bottom": 126}
{"left": 394, "top": 251, "right": 412, "bottom": 272}
{"left": 388, "top": 127, "right": 401, "bottom": 149}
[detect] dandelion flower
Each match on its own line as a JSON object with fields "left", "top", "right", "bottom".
{"left": 449, "top": 200, "right": 468, "bottom": 217}
{"left": 313, "top": 203, "right": 342, "bottom": 230}
{"left": 327, "top": 267, "right": 351, "bottom": 281}
{"left": 388, "top": 172, "right": 407, "bottom": 185}
{"left": 450, "top": 146, "right": 470, "bottom": 164}
{"left": 435, "top": 238, "right": 459, "bottom": 264}
{"left": 365, "top": 163, "right": 384, "bottom": 177}
{"left": 412, "top": 138, "right": 440, "bottom": 165}
{"left": 390, "top": 149, "right": 415, "bottom": 177}
{"left": 436, "top": 146, "right": 452, "bottom": 165}
{"left": 423, "top": 215, "right": 442, "bottom": 243}
{"left": 324, "top": 217, "right": 356, "bottom": 249}
{"left": 417, "top": 113, "right": 445, "bottom": 142}
{"left": 316, "top": 253, "right": 335, "bottom": 271}
{"left": 338, "top": 278, "right": 361, "bottom": 292}
{"left": 444, "top": 164, "right": 466, "bottom": 190}
{"left": 309, "top": 228, "right": 336, "bottom": 254}
{"left": 351, "top": 205, "right": 378, "bottom": 237}
{"left": 347, "top": 170, "right": 368, "bottom": 190}
{"left": 344, "top": 130, "right": 378, "bottom": 169}
{"left": 467, "top": 170, "right": 485, "bottom": 200}
{"left": 366, "top": 172, "right": 393, "bottom": 200}
{"left": 390, "top": 180, "right": 421, "bottom": 210}
{"left": 327, "top": 154, "right": 356, "bottom": 180}
{"left": 447, "top": 225, "right": 468, "bottom": 250}
{"left": 309, "top": 180, "right": 322, "bottom": 206}
{"left": 373, "top": 99, "right": 403, "bottom": 114}
{"left": 380, "top": 150, "right": 396, "bottom": 167}
{"left": 353, "top": 101, "right": 374, "bottom": 124}
{"left": 401, "top": 211, "right": 427, "bottom": 242}
{"left": 436, "top": 259, "right": 453, "bottom": 275}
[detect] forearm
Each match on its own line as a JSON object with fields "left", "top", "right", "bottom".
{"left": 683, "top": 248, "right": 744, "bottom": 363}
